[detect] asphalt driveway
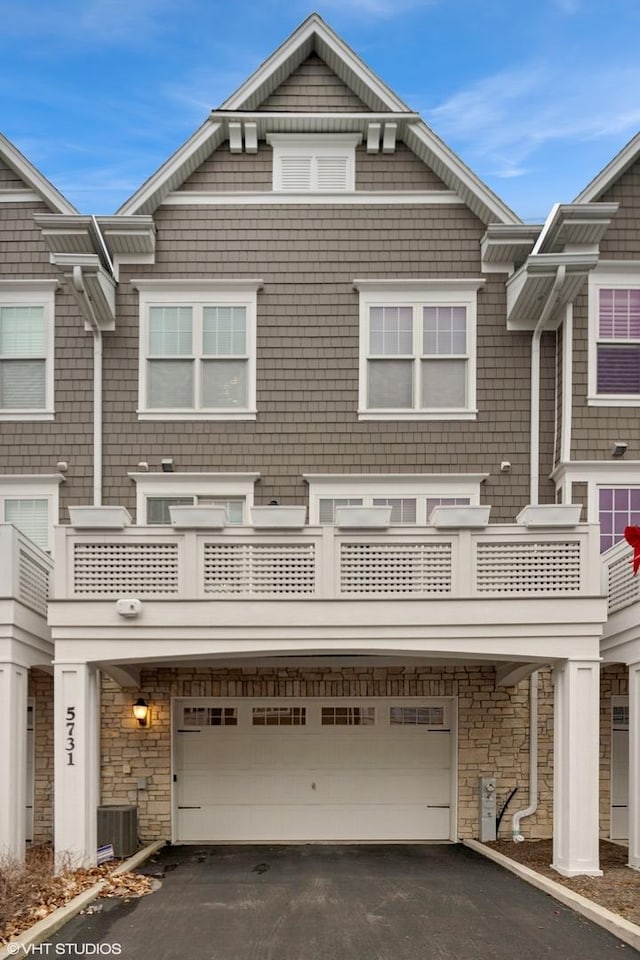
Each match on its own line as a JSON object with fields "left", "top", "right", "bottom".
{"left": 48, "top": 844, "right": 637, "bottom": 960}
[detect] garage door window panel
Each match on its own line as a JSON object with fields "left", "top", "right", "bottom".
{"left": 183, "top": 706, "right": 238, "bottom": 727}
{"left": 252, "top": 706, "right": 306, "bottom": 726}
{"left": 321, "top": 706, "right": 376, "bottom": 726}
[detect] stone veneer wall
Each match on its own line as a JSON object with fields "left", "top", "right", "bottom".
{"left": 599, "top": 663, "right": 629, "bottom": 838}
{"left": 30, "top": 670, "right": 53, "bottom": 844}
{"left": 100, "top": 665, "right": 555, "bottom": 843}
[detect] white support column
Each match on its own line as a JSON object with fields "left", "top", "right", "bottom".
{"left": 54, "top": 662, "right": 99, "bottom": 869}
{"left": 629, "top": 661, "right": 640, "bottom": 870}
{"left": 552, "top": 659, "right": 602, "bottom": 876}
{"left": 0, "top": 662, "right": 28, "bottom": 860}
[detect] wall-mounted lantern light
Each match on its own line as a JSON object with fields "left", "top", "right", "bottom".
{"left": 133, "top": 698, "right": 150, "bottom": 728}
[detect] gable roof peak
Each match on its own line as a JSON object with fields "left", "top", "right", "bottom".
{"left": 116, "top": 16, "right": 519, "bottom": 224}
{"left": 0, "top": 132, "right": 78, "bottom": 214}
{"left": 219, "top": 12, "right": 410, "bottom": 114}
{"left": 575, "top": 130, "right": 640, "bottom": 203}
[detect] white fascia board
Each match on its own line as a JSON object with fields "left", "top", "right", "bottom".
{"left": 575, "top": 131, "right": 640, "bottom": 203}
{"left": 0, "top": 473, "right": 65, "bottom": 487}
{"left": 127, "top": 471, "right": 261, "bottom": 486}
{"left": 116, "top": 118, "right": 223, "bottom": 216}
{"left": 162, "top": 191, "right": 462, "bottom": 207}
{"left": 220, "top": 14, "right": 408, "bottom": 114}
{"left": 304, "top": 473, "right": 489, "bottom": 494}
{"left": 131, "top": 278, "right": 264, "bottom": 294}
{"left": 0, "top": 279, "right": 59, "bottom": 293}
{"left": 551, "top": 460, "right": 640, "bottom": 484}
{"left": 0, "top": 189, "right": 40, "bottom": 203}
{"left": 405, "top": 122, "right": 521, "bottom": 226}
{"left": 0, "top": 132, "right": 78, "bottom": 215}
{"left": 353, "top": 278, "right": 485, "bottom": 294}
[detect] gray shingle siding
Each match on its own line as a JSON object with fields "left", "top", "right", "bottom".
{"left": 569, "top": 160, "right": 640, "bottom": 462}
{"left": 258, "top": 54, "right": 371, "bottom": 113}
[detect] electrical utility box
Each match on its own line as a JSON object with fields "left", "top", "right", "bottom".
{"left": 478, "top": 776, "right": 497, "bottom": 842}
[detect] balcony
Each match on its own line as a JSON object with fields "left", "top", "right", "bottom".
{"left": 52, "top": 522, "right": 602, "bottom": 602}
{"left": 0, "top": 523, "right": 52, "bottom": 617}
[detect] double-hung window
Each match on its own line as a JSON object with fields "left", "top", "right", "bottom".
{"left": 0, "top": 281, "right": 56, "bottom": 421}
{"left": 134, "top": 280, "right": 262, "bottom": 420}
{"left": 589, "top": 266, "right": 640, "bottom": 404}
{"left": 355, "top": 280, "right": 483, "bottom": 420}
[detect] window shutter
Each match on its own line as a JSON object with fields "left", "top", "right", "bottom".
{"left": 315, "top": 156, "right": 349, "bottom": 192}
{"left": 279, "top": 157, "right": 312, "bottom": 191}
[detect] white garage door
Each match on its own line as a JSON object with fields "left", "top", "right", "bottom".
{"left": 173, "top": 697, "right": 454, "bottom": 842}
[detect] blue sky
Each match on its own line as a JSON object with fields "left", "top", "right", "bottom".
{"left": 1, "top": 0, "right": 639, "bottom": 222}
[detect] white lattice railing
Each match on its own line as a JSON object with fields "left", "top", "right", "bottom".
{"left": 53, "top": 522, "right": 602, "bottom": 602}
{"left": 602, "top": 539, "right": 640, "bottom": 615}
{"left": 0, "top": 524, "right": 52, "bottom": 617}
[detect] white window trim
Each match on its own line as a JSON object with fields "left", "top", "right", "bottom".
{"left": 267, "top": 134, "right": 361, "bottom": 193}
{"left": 133, "top": 279, "right": 263, "bottom": 421}
{"left": 128, "top": 471, "right": 260, "bottom": 525}
{"left": 587, "top": 262, "right": 640, "bottom": 406}
{"left": 0, "top": 473, "right": 63, "bottom": 552}
{"left": 0, "top": 280, "right": 57, "bottom": 421}
{"left": 304, "top": 473, "right": 487, "bottom": 525}
{"left": 354, "top": 279, "right": 484, "bottom": 421}
{"left": 552, "top": 461, "right": 640, "bottom": 522}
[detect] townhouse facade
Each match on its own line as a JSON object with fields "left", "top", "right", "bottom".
{"left": 1, "top": 14, "right": 639, "bottom": 878}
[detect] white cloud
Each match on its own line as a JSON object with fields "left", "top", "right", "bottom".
{"left": 423, "top": 61, "right": 640, "bottom": 180}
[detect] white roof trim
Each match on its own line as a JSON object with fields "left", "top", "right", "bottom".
{"left": 162, "top": 190, "right": 462, "bottom": 207}
{"left": 0, "top": 133, "right": 78, "bottom": 215}
{"left": 221, "top": 13, "right": 408, "bottom": 113}
{"left": 406, "top": 121, "right": 520, "bottom": 225}
{"left": 575, "top": 131, "right": 640, "bottom": 203}
{"left": 116, "top": 15, "right": 518, "bottom": 224}
{"left": 116, "top": 119, "right": 223, "bottom": 216}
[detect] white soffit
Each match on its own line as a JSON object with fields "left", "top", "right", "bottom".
{"left": 0, "top": 132, "right": 78, "bottom": 215}
{"left": 34, "top": 215, "right": 156, "bottom": 260}
{"left": 575, "top": 131, "right": 640, "bottom": 203}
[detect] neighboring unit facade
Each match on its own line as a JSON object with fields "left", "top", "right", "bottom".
{"left": 1, "top": 15, "right": 639, "bottom": 878}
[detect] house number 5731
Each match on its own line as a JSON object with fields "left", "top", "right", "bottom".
{"left": 65, "top": 706, "right": 76, "bottom": 766}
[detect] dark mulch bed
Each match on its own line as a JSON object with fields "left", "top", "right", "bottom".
{"left": 488, "top": 839, "right": 640, "bottom": 925}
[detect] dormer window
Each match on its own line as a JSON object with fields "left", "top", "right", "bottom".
{"left": 267, "top": 134, "right": 361, "bottom": 192}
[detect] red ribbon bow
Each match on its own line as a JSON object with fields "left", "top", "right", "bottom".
{"left": 624, "top": 526, "right": 640, "bottom": 575}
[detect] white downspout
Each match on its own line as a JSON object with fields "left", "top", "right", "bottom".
{"left": 72, "top": 266, "right": 103, "bottom": 507}
{"left": 530, "top": 265, "right": 565, "bottom": 505}
{"left": 512, "top": 670, "right": 539, "bottom": 841}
